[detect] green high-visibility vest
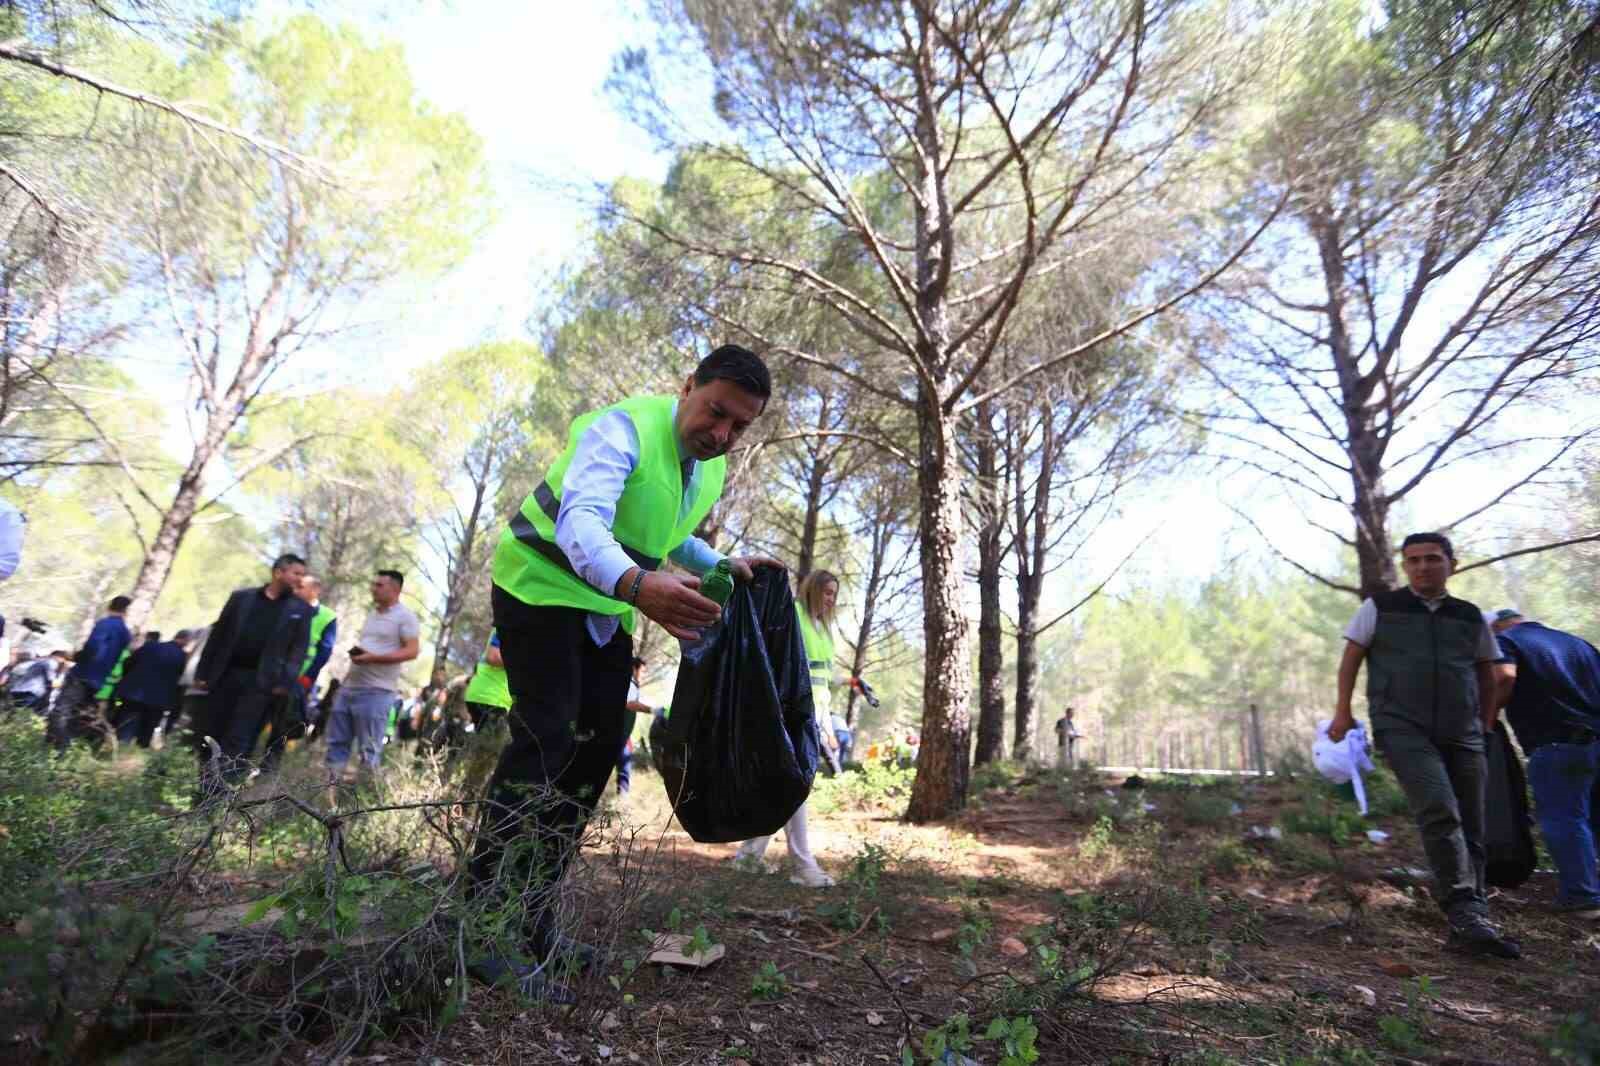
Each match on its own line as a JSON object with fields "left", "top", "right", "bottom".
{"left": 462, "top": 630, "right": 512, "bottom": 710}
{"left": 301, "top": 603, "right": 336, "bottom": 676}
{"left": 492, "top": 394, "right": 726, "bottom": 633}
{"left": 796, "top": 606, "right": 834, "bottom": 692}
{"left": 96, "top": 648, "right": 130, "bottom": 700}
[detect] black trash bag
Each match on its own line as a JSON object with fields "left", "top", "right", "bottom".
{"left": 1484, "top": 721, "right": 1537, "bottom": 889}
{"left": 649, "top": 566, "right": 820, "bottom": 843}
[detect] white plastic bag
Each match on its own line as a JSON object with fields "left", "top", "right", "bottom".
{"left": 1313, "top": 719, "right": 1376, "bottom": 815}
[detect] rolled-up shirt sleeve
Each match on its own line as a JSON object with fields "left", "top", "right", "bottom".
{"left": 555, "top": 411, "right": 641, "bottom": 597}
{"left": 669, "top": 534, "right": 724, "bottom": 576}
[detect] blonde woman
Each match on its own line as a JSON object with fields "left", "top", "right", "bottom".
{"left": 730, "top": 569, "right": 843, "bottom": 887}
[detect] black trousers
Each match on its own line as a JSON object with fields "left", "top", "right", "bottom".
{"left": 196, "top": 667, "right": 275, "bottom": 789}
{"left": 118, "top": 699, "right": 171, "bottom": 748}
{"left": 468, "top": 590, "right": 633, "bottom": 950}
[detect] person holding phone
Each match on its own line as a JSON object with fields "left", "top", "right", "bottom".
{"left": 324, "top": 570, "right": 420, "bottom": 782}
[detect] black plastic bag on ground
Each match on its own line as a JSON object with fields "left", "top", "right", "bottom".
{"left": 649, "top": 566, "right": 819, "bottom": 843}
{"left": 1484, "top": 721, "right": 1537, "bottom": 888}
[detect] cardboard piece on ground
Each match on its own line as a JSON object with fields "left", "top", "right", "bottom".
{"left": 647, "top": 932, "right": 726, "bottom": 968}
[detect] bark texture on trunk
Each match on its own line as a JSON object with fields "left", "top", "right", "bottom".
{"left": 906, "top": 394, "right": 974, "bottom": 822}
{"left": 844, "top": 501, "right": 893, "bottom": 727}
{"left": 1012, "top": 568, "right": 1041, "bottom": 762}
{"left": 973, "top": 401, "right": 1006, "bottom": 765}
{"left": 125, "top": 415, "right": 233, "bottom": 631}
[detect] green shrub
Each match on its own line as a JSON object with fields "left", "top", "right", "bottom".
{"left": 1180, "top": 790, "right": 1237, "bottom": 827}
{"left": 809, "top": 759, "right": 916, "bottom": 815}
{"left": 972, "top": 759, "right": 1025, "bottom": 793}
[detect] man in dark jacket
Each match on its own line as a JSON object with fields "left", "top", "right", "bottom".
{"left": 1330, "top": 532, "right": 1518, "bottom": 959}
{"left": 1490, "top": 610, "right": 1600, "bottom": 920}
{"left": 49, "top": 595, "right": 132, "bottom": 753}
{"left": 115, "top": 629, "right": 193, "bottom": 748}
{"left": 192, "top": 554, "right": 313, "bottom": 792}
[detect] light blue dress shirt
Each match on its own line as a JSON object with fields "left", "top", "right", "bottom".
{"left": 0, "top": 498, "right": 22, "bottom": 583}
{"left": 554, "top": 403, "right": 724, "bottom": 646}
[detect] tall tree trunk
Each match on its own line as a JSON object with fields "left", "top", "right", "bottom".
{"left": 1350, "top": 432, "right": 1395, "bottom": 599}
{"left": 428, "top": 449, "right": 495, "bottom": 679}
{"left": 796, "top": 451, "right": 828, "bottom": 580}
{"left": 1316, "top": 210, "right": 1396, "bottom": 601}
{"left": 973, "top": 400, "right": 1006, "bottom": 766}
{"left": 1011, "top": 405, "right": 1054, "bottom": 762}
{"left": 124, "top": 414, "right": 233, "bottom": 630}
{"left": 1012, "top": 568, "right": 1042, "bottom": 762}
{"left": 844, "top": 504, "right": 892, "bottom": 727}
{"left": 906, "top": 392, "right": 974, "bottom": 822}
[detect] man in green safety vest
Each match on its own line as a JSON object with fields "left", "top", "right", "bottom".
{"left": 297, "top": 574, "right": 338, "bottom": 696}
{"left": 468, "top": 344, "right": 782, "bottom": 999}
{"left": 462, "top": 629, "right": 511, "bottom": 725}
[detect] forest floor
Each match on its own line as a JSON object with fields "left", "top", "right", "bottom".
{"left": 372, "top": 760, "right": 1599, "bottom": 1066}
{"left": 6, "top": 729, "right": 1597, "bottom": 1065}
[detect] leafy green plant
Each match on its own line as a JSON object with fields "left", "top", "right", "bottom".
{"left": 1078, "top": 815, "right": 1117, "bottom": 860}
{"left": 956, "top": 899, "right": 994, "bottom": 974}
{"left": 1546, "top": 1010, "right": 1600, "bottom": 1066}
{"left": 1180, "top": 790, "right": 1236, "bottom": 827}
{"left": 984, "top": 1015, "right": 1041, "bottom": 1065}
{"left": 750, "top": 960, "right": 788, "bottom": 1000}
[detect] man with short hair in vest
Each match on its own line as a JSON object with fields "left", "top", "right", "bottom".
{"left": 1331, "top": 532, "right": 1519, "bottom": 959}
{"left": 468, "top": 344, "right": 784, "bottom": 999}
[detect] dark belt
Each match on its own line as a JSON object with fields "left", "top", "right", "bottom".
{"left": 507, "top": 481, "right": 662, "bottom": 590}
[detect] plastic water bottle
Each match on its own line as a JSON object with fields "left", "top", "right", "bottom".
{"left": 700, "top": 559, "right": 735, "bottom": 607}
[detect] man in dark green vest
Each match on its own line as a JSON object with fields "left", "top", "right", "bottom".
{"left": 1330, "top": 532, "right": 1519, "bottom": 959}
{"left": 468, "top": 344, "right": 781, "bottom": 998}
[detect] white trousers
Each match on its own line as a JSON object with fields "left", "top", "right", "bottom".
{"left": 736, "top": 683, "right": 830, "bottom": 870}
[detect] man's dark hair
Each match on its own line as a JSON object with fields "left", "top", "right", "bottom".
{"left": 144, "top": 630, "right": 162, "bottom": 644}
{"left": 694, "top": 344, "right": 771, "bottom": 401}
{"left": 272, "top": 552, "right": 306, "bottom": 570}
{"left": 631, "top": 655, "right": 646, "bottom": 668}
{"left": 1400, "top": 532, "right": 1455, "bottom": 561}
{"left": 377, "top": 569, "right": 404, "bottom": 588}
{"left": 108, "top": 595, "right": 132, "bottom": 613}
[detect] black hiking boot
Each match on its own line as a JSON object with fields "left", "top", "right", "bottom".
{"left": 467, "top": 952, "right": 577, "bottom": 1004}
{"left": 1446, "top": 916, "right": 1522, "bottom": 960}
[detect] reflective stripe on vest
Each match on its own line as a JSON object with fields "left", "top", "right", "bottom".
{"left": 301, "top": 604, "right": 336, "bottom": 675}
{"left": 491, "top": 394, "right": 726, "bottom": 632}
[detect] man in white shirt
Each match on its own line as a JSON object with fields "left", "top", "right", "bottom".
{"left": 325, "top": 570, "right": 420, "bottom": 781}
{"left": 467, "top": 345, "right": 782, "bottom": 999}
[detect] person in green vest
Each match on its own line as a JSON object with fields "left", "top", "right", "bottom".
{"left": 462, "top": 629, "right": 512, "bottom": 725}
{"left": 467, "top": 344, "right": 783, "bottom": 1000}
{"left": 297, "top": 574, "right": 338, "bottom": 695}
{"left": 730, "top": 569, "right": 843, "bottom": 887}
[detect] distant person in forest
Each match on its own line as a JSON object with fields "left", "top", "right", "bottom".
{"left": 1489, "top": 609, "right": 1600, "bottom": 920}
{"left": 7, "top": 649, "right": 67, "bottom": 717}
{"left": 616, "top": 655, "right": 653, "bottom": 794}
{"left": 114, "top": 629, "right": 192, "bottom": 748}
{"left": 296, "top": 574, "right": 339, "bottom": 697}
{"left": 325, "top": 570, "right": 419, "bottom": 782}
{"left": 49, "top": 595, "right": 131, "bottom": 753}
{"left": 193, "top": 555, "right": 313, "bottom": 794}
{"left": 1055, "top": 707, "right": 1082, "bottom": 771}
{"left": 468, "top": 344, "right": 781, "bottom": 1000}
{"left": 731, "top": 569, "right": 842, "bottom": 886}
{"left": 1330, "top": 532, "right": 1518, "bottom": 959}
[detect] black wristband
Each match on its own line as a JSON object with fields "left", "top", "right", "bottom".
{"left": 627, "top": 570, "right": 646, "bottom": 606}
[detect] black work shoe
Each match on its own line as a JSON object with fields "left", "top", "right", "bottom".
{"left": 468, "top": 953, "right": 577, "bottom": 1004}
{"left": 544, "top": 933, "right": 612, "bottom": 975}
{"left": 1446, "top": 920, "right": 1522, "bottom": 960}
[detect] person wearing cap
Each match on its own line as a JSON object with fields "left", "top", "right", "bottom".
{"left": 114, "top": 629, "right": 195, "bottom": 748}
{"left": 1488, "top": 609, "right": 1600, "bottom": 920}
{"left": 467, "top": 344, "right": 784, "bottom": 1000}
{"left": 1330, "top": 532, "right": 1518, "bottom": 959}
